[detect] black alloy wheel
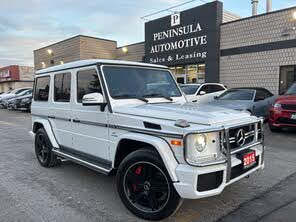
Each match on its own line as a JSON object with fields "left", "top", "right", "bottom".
{"left": 36, "top": 133, "right": 50, "bottom": 164}
{"left": 117, "top": 149, "right": 182, "bottom": 221}
{"left": 124, "top": 162, "right": 170, "bottom": 213}
{"left": 35, "top": 128, "right": 59, "bottom": 167}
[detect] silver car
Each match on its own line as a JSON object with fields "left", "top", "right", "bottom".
{"left": 208, "top": 87, "right": 277, "bottom": 119}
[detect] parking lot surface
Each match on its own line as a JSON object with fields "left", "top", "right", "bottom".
{"left": 0, "top": 109, "right": 295, "bottom": 222}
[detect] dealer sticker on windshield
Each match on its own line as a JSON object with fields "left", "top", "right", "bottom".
{"left": 291, "top": 114, "right": 296, "bottom": 120}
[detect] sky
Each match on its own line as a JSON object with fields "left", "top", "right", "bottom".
{"left": 0, "top": 0, "right": 295, "bottom": 67}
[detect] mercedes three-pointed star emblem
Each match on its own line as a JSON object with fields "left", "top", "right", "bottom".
{"left": 236, "top": 129, "right": 246, "bottom": 147}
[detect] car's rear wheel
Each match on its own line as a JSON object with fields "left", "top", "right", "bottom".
{"left": 117, "top": 149, "right": 182, "bottom": 221}
{"left": 35, "top": 128, "right": 59, "bottom": 167}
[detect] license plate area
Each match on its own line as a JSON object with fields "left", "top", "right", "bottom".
{"left": 243, "top": 151, "right": 256, "bottom": 169}
{"left": 236, "top": 149, "right": 257, "bottom": 169}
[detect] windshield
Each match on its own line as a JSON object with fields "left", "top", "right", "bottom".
{"left": 285, "top": 83, "right": 296, "bottom": 95}
{"left": 218, "top": 89, "right": 255, "bottom": 101}
{"left": 103, "top": 66, "right": 182, "bottom": 99}
{"left": 180, "top": 85, "right": 200, "bottom": 95}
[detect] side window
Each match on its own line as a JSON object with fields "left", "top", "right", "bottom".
{"left": 255, "top": 89, "right": 273, "bottom": 101}
{"left": 77, "top": 69, "right": 102, "bottom": 103}
{"left": 199, "top": 85, "right": 210, "bottom": 94}
{"left": 34, "top": 76, "right": 50, "bottom": 101}
{"left": 211, "top": 85, "right": 225, "bottom": 93}
{"left": 54, "top": 73, "right": 71, "bottom": 102}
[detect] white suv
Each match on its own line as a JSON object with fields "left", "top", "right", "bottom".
{"left": 31, "top": 59, "right": 264, "bottom": 221}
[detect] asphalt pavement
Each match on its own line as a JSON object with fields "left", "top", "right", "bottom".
{"left": 0, "top": 109, "right": 295, "bottom": 222}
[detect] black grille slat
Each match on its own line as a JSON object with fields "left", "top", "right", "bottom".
{"left": 278, "top": 118, "right": 296, "bottom": 125}
{"left": 282, "top": 104, "right": 296, "bottom": 111}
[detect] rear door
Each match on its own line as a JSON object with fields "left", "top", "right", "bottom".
{"left": 70, "top": 66, "right": 110, "bottom": 164}
{"left": 50, "top": 72, "right": 73, "bottom": 148}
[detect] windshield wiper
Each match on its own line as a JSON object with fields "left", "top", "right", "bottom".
{"left": 143, "top": 93, "right": 173, "bottom": 102}
{"left": 113, "top": 94, "right": 148, "bottom": 103}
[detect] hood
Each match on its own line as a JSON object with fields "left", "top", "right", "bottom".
{"left": 113, "top": 102, "right": 251, "bottom": 126}
{"left": 208, "top": 100, "right": 253, "bottom": 111}
{"left": 275, "top": 95, "right": 296, "bottom": 104}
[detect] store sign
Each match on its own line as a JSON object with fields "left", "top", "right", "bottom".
{"left": 0, "top": 69, "right": 11, "bottom": 82}
{"left": 145, "top": 1, "right": 222, "bottom": 69}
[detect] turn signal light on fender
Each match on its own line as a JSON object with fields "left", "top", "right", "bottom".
{"left": 171, "top": 140, "right": 182, "bottom": 146}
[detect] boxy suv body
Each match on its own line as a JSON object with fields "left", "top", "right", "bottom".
{"left": 31, "top": 60, "right": 265, "bottom": 220}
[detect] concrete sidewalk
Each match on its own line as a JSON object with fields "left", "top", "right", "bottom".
{"left": 218, "top": 172, "right": 296, "bottom": 222}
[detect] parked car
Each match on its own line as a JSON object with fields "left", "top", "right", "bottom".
{"left": 0, "top": 87, "right": 32, "bottom": 108}
{"left": 31, "top": 60, "right": 264, "bottom": 221}
{"left": 180, "top": 83, "right": 226, "bottom": 103}
{"left": 269, "top": 83, "right": 296, "bottom": 131}
{"left": 6, "top": 89, "right": 33, "bottom": 109}
{"left": 19, "top": 95, "right": 33, "bottom": 112}
{"left": 208, "top": 87, "right": 277, "bottom": 119}
{"left": 0, "top": 90, "right": 12, "bottom": 99}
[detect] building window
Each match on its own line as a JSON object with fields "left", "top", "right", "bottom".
{"left": 50, "top": 60, "right": 54, "bottom": 65}
{"left": 169, "top": 63, "right": 205, "bottom": 84}
{"left": 34, "top": 76, "right": 50, "bottom": 101}
{"left": 54, "top": 73, "right": 71, "bottom": 102}
{"left": 77, "top": 69, "right": 102, "bottom": 103}
{"left": 279, "top": 66, "right": 296, "bottom": 94}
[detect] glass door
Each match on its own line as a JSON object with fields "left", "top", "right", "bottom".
{"left": 279, "top": 66, "right": 296, "bottom": 94}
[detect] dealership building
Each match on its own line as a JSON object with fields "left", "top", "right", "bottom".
{"left": 0, "top": 65, "right": 34, "bottom": 92}
{"left": 34, "top": 1, "right": 296, "bottom": 95}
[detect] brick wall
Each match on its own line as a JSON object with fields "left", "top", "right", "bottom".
{"left": 220, "top": 7, "right": 296, "bottom": 95}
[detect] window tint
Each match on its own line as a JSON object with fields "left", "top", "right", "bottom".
{"left": 199, "top": 85, "right": 211, "bottom": 94}
{"left": 34, "top": 76, "right": 50, "bottom": 101}
{"left": 255, "top": 89, "right": 272, "bottom": 101}
{"left": 211, "top": 85, "right": 225, "bottom": 92}
{"left": 77, "top": 69, "right": 102, "bottom": 103}
{"left": 219, "top": 89, "right": 255, "bottom": 101}
{"left": 54, "top": 73, "right": 71, "bottom": 102}
{"left": 180, "top": 85, "right": 200, "bottom": 95}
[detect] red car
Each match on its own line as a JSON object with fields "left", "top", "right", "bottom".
{"left": 269, "top": 83, "right": 296, "bottom": 131}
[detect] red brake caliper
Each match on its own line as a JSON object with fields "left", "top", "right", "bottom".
{"left": 133, "top": 166, "right": 143, "bottom": 191}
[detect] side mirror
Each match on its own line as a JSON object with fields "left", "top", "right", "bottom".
{"left": 214, "top": 96, "right": 218, "bottom": 100}
{"left": 199, "top": 91, "right": 206, "bottom": 95}
{"left": 82, "top": 93, "right": 107, "bottom": 111}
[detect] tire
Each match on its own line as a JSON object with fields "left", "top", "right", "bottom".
{"left": 35, "top": 128, "right": 59, "bottom": 167}
{"left": 117, "top": 148, "right": 182, "bottom": 221}
{"left": 269, "top": 122, "right": 281, "bottom": 132}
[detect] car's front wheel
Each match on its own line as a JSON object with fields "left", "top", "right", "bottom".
{"left": 117, "top": 149, "right": 182, "bottom": 221}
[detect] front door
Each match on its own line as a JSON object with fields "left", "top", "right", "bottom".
{"left": 279, "top": 66, "right": 296, "bottom": 94}
{"left": 70, "top": 66, "right": 110, "bottom": 164}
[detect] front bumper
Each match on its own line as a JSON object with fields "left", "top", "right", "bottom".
{"left": 173, "top": 144, "right": 264, "bottom": 199}
{"left": 269, "top": 108, "right": 296, "bottom": 127}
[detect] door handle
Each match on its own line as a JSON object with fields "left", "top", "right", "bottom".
{"left": 73, "top": 119, "right": 80, "bottom": 123}
{"left": 48, "top": 115, "right": 55, "bottom": 119}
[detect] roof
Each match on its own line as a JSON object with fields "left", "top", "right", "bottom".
{"left": 230, "top": 87, "right": 269, "bottom": 91}
{"left": 34, "top": 35, "right": 117, "bottom": 52}
{"left": 35, "top": 59, "right": 167, "bottom": 75}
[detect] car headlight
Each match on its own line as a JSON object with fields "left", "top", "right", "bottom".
{"left": 22, "top": 98, "right": 30, "bottom": 103}
{"left": 194, "top": 134, "right": 207, "bottom": 152}
{"left": 185, "top": 132, "right": 220, "bottom": 165}
{"left": 273, "top": 103, "right": 281, "bottom": 108}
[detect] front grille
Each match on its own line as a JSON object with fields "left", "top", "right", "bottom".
{"left": 277, "top": 118, "right": 296, "bottom": 125}
{"left": 282, "top": 104, "right": 296, "bottom": 110}
{"left": 222, "top": 123, "right": 261, "bottom": 151}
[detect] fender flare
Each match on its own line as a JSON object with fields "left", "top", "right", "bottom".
{"left": 116, "top": 133, "right": 179, "bottom": 182}
{"left": 33, "top": 118, "right": 60, "bottom": 149}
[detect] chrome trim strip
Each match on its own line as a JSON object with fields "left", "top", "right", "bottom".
{"left": 230, "top": 141, "right": 262, "bottom": 154}
{"left": 225, "top": 129, "right": 232, "bottom": 183}
{"left": 53, "top": 149, "right": 112, "bottom": 175}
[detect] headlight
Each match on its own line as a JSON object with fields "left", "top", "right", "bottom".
{"left": 186, "top": 132, "right": 220, "bottom": 165}
{"left": 194, "top": 134, "right": 207, "bottom": 152}
{"left": 22, "top": 98, "right": 30, "bottom": 103}
{"left": 273, "top": 103, "right": 281, "bottom": 108}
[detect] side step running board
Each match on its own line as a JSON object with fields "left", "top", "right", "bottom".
{"left": 53, "top": 149, "right": 112, "bottom": 175}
